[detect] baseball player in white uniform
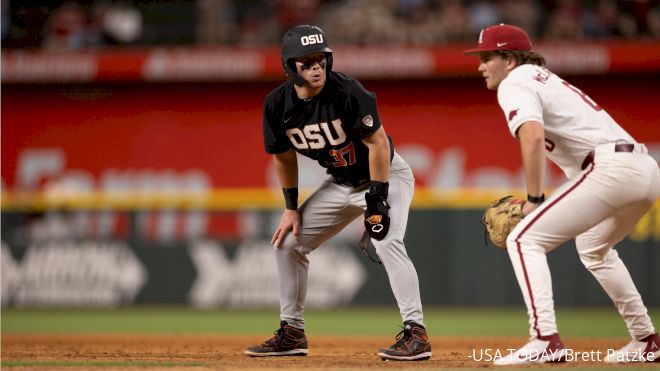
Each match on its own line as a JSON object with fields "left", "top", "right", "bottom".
{"left": 466, "top": 24, "right": 660, "bottom": 365}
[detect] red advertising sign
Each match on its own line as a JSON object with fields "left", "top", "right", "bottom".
{"left": 3, "top": 77, "right": 659, "bottom": 195}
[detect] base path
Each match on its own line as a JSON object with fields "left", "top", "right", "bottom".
{"left": 2, "top": 334, "right": 657, "bottom": 369}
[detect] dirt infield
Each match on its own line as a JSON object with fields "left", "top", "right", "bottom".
{"left": 2, "top": 334, "right": 658, "bottom": 370}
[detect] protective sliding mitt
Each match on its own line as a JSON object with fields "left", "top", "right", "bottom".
{"left": 364, "top": 181, "right": 390, "bottom": 240}
{"left": 481, "top": 195, "right": 525, "bottom": 249}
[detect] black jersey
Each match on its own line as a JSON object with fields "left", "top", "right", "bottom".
{"left": 263, "top": 71, "right": 393, "bottom": 186}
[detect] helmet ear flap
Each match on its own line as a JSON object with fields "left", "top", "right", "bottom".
{"left": 325, "top": 53, "right": 333, "bottom": 72}
{"left": 284, "top": 59, "right": 306, "bottom": 87}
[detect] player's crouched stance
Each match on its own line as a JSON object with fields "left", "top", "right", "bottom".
{"left": 465, "top": 24, "right": 660, "bottom": 366}
{"left": 244, "top": 25, "right": 431, "bottom": 361}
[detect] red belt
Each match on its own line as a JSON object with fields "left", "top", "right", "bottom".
{"left": 581, "top": 143, "right": 635, "bottom": 170}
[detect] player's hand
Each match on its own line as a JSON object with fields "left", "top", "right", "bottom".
{"left": 522, "top": 201, "right": 540, "bottom": 217}
{"left": 364, "top": 181, "right": 390, "bottom": 240}
{"left": 272, "top": 208, "right": 301, "bottom": 248}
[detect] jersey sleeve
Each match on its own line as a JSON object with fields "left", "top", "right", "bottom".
{"left": 262, "top": 93, "right": 291, "bottom": 154}
{"left": 497, "top": 79, "right": 544, "bottom": 138}
{"left": 344, "top": 80, "right": 382, "bottom": 139}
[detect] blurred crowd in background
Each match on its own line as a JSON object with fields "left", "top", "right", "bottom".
{"left": 2, "top": 0, "right": 660, "bottom": 50}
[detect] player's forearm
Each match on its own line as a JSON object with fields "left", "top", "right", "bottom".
{"left": 368, "top": 148, "right": 390, "bottom": 182}
{"left": 363, "top": 128, "right": 390, "bottom": 182}
{"left": 518, "top": 121, "right": 545, "bottom": 198}
{"left": 273, "top": 149, "right": 298, "bottom": 188}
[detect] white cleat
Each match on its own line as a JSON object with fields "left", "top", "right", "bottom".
{"left": 604, "top": 333, "right": 660, "bottom": 363}
{"left": 494, "top": 333, "right": 566, "bottom": 366}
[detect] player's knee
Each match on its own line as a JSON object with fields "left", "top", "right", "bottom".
{"left": 278, "top": 234, "right": 318, "bottom": 256}
{"left": 278, "top": 235, "right": 302, "bottom": 252}
{"left": 579, "top": 254, "right": 605, "bottom": 271}
{"left": 579, "top": 248, "right": 617, "bottom": 270}
{"left": 506, "top": 235, "right": 548, "bottom": 255}
{"left": 505, "top": 234, "right": 518, "bottom": 250}
{"left": 505, "top": 223, "right": 526, "bottom": 250}
{"left": 372, "top": 233, "right": 405, "bottom": 254}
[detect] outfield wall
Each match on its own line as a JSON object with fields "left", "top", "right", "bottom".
{"left": 2, "top": 207, "right": 658, "bottom": 308}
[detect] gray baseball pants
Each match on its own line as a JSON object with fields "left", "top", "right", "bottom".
{"left": 276, "top": 153, "right": 425, "bottom": 328}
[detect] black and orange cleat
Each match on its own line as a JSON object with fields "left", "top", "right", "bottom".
{"left": 244, "top": 321, "right": 308, "bottom": 357}
{"left": 378, "top": 321, "right": 432, "bottom": 361}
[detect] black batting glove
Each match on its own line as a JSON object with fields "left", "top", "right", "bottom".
{"left": 364, "top": 181, "right": 390, "bottom": 240}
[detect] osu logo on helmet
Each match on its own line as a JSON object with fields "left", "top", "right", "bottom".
{"left": 300, "top": 34, "right": 324, "bottom": 46}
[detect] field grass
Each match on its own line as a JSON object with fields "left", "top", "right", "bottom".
{"left": 3, "top": 306, "right": 658, "bottom": 338}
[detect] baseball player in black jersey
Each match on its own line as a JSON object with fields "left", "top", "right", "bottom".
{"left": 244, "top": 25, "right": 431, "bottom": 361}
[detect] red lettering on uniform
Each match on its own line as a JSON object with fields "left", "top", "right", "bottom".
{"left": 329, "top": 142, "right": 356, "bottom": 167}
{"left": 340, "top": 142, "right": 356, "bottom": 165}
{"left": 545, "top": 138, "right": 555, "bottom": 152}
{"left": 329, "top": 148, "right": 346, "bottom": 167}
{"left": 532, "top": 67, "right": 552, "bottom": 84}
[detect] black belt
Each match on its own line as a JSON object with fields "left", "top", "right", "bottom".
{"left": 581, "top": 143, "right": 635, "bottom": 170}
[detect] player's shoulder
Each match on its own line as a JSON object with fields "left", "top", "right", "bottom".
{"left": 330, "top": 71, "right": 367, "bottom": 93}
{"left": 329, "top": 71, "right": 373, "bottom": 96}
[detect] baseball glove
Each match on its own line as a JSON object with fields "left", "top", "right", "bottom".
{"left": 481, "top": 195, "right": 525, "bottom": 249}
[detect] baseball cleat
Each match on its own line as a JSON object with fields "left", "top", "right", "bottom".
{"left": 494, "top": 333, "right": 566, "bottom": 366}
{"left": 244, "top": 321, "right": 308, "bottom": 357}
{"left": 604, "top": 333, "right": 660, "bottom": 363}
{"left": 377, "top": 321, "right": 432, "bottom": 361}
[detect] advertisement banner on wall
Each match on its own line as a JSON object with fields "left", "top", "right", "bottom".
{"left": 3, "top": 79, "right": 659, "bottom": 193}
{"left": 2, "top": 209, "right": 658, "bottom": 308}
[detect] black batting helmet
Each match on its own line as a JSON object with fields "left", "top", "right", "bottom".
{"left": 281, "top": 25, "right": 333, "bottom": 87}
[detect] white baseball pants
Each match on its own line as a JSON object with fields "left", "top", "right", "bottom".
{"left": 507, "top": 143, "right": 660, "bottom": 340}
